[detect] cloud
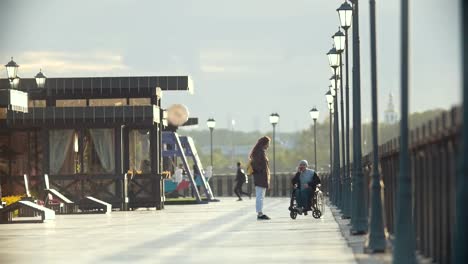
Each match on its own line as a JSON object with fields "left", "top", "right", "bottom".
{"left": 5, "top": 51, "right": 128, "bottom": 77}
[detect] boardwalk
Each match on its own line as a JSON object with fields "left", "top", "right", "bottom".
{"left": 0, "top": 198, "right": 356, "bottom": 264}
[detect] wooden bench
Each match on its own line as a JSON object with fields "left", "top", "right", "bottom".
{"left": 0, "top": 200, "right": 55, "bottom": 224}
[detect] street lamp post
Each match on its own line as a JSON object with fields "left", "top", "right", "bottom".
{"left": 455, "top": 2, "right": 468, "bottom": 263}
{"left": 349, "top": 0, "right": 368, "bottom": 235}
{"left": 0, "top": 59, "right": 46, "bottom": 203}
{"left": 207, "top": 118, "right": 216, "bottom": 167}
{"left": 337, "top": 0, "right": 353, "bottom": 220}
{"left": 333, "top": 29, "right": 346, "bottom": 212}
{"left": 326, "top": 91, "right": 334, "bottom": 202}
{"left": 309, "top": 107, "right": 320, "bottom": 170}
{"left": 329, "top": 76, "right": 340, "bottom": 96}
{"left": 367, "top": 0, "right": 386, "bottom": 252}
{"left": 231, "top": 119, "right": 236, "bottom": 169}
{"left": 269, "top": 113, "right": 279, "bottom": 196}
{"left": 328, "top": 81, "right": 337, "bottom": 205}
{"left": 1, "top": 57, "right": 19, "bottom": 202}
{"left": 393, "top": 0, "right": 416, "bottom": 262}
{"left": 327, "top": 47, "right": 341, "bottom": 209}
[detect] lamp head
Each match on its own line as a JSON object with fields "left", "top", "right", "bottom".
{"left": 207, "top": 118, "right": 216, "bottom": 129}
{"left": 269, "top": 113, "right": 280, "bottom": 125}
{"left": 35, "top": 69, "right": 47, "bottom": 88}
{"left": 5, "top": 57, "right": 19, "bottom": 80}
{"left": 309, "top": 107, "right": 319, "bottom": 121}
{"left": 337, "top": 1, "right": 353, "bottom": 29}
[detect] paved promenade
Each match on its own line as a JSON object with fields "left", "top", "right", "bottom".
{"left": 0, "top": 198, "right": 356, "bottom": 264}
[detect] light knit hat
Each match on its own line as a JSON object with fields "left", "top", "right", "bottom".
{"left": 298, "top": 160, "right": 309, "bottom": 167}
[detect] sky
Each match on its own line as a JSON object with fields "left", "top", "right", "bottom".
{"left": 0, "top": 0, "right": 461, "bottom": 132}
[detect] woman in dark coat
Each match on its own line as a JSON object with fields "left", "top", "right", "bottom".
{"left": 249, "top": 136, "right": 271, "bottom": 220}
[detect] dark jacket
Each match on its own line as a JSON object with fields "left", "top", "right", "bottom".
{"left": 251, "top": 151, "right": 270, "bottom": 188}
{"left": 235, "top": 168, "right": 247, "bottom": 183}
{"left": 291, "top": 170, "right": 321, "bottom": 190}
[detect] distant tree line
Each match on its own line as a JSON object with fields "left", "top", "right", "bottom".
{"left": 177, "top": 109, "right": 445, "bottom": 175}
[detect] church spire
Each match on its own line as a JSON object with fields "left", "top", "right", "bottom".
{"left": 384, "top": 92, "right": 398, "bottom": 124}
{"left": 386, "top": 92, "right": 395, "bottom": 112}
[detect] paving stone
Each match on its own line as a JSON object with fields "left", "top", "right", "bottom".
{"left": 0, "top": 197, "right": 357, "bottom": 264}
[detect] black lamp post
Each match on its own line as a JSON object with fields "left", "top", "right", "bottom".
{"left": 269, "top": 113, "right": 279, "bottom": 196}
{"left": 333, "top": 29, "right": 346, "bottom": 211}
{"left": 0, "top": 57, "right": 13, "bottom": 200}
{"left": 327, "top": 47, "right": 341, "bottom": 209}
{"left": 455, "top": 2, "right": 468, "bottom": 263}
{"left": 326, "top": 91, "right": 334, "bottom": 201}
{"left": 393, "top": 0, "right": 416, "bottom": 261}
{"left": 337, "top": 0, "right": 353, "bottom": 220}
{"left": 328, "top": 84, "right": 336, "bottom": 203}
{"left": 207, "top": 118, "right": 216, "bottom": 167}
{"left": 1, "top": 59, "right": 47, "bottom": 202}
{"left": 349, "top": 0, "right": 368, "bottom": 236}
{"left": 329, "top": 75, "right": 340, "bottom": 96}
{"left": 309, "top": 107, "right": 319, "bottom": 170}
{"left": 366, "top": 0, "right": 386, "bottom": 252}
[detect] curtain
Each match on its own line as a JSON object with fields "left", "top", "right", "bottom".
{"left": 139, "top": 130, "right": 150, "bottom": 171}
{"left": 49, "top": 130, "right": 73, "bottom": 174}
{"left": 89, "top": 129, "right": 115, "bottom": 173}
{"left": 130, "top": 130, "right": 150, "bottom": 172}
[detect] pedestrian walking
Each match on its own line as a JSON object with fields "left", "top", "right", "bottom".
{"left": 234, "top": 161, "right": 251, "bottom": 201}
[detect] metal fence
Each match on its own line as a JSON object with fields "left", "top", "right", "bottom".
{"left": 210, "top": 168, "right": 332, "bottom": 199}
{"left": 320, "top": 107, "right": 460, "bottom": 264}
{"left": 209, "top": 172, "right": 302, "bottom": 198}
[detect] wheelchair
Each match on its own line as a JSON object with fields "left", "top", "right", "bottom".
{"left": 289, "top": 184, "right": 324, "bottom": 220}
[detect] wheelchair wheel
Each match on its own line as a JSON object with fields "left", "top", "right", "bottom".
{"left": 290, "top": 211, "right": 297, "bottom": 220}
{"left": 316, "top": 191, "right": 325, "bottom": 215}
{"left": 312, "top": 209, "right": 321, "bottom": 219}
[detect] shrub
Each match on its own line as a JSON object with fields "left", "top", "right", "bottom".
{"left": 1, "top": 195, "right": 25, "bottom": 206}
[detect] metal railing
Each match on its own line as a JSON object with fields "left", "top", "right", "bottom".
{"left": 320, "top": 107, "right": 460, "bottom": 264}
{"left": 209, "top": 172, "right": 304, "bottom": 197}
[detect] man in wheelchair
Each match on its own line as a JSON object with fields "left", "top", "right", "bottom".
{"left": 289, "top": 160, "right": 321, "bottom": 216}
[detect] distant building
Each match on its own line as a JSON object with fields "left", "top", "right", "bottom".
{"left": 384, "top": 92, "right": 398, "bottom": 124}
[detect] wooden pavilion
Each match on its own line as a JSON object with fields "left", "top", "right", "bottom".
{"left": 0, "top": 75, "right": 194, "bottom": 209}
